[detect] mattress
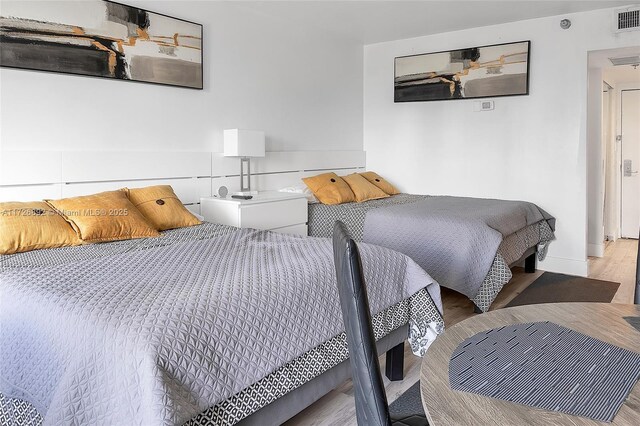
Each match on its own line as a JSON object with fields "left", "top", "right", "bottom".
{"left": 308, "top": 194, "right": 555, "bottom": 312}
{"left": 0, "top": 223, "right": 443, "bottom": 426}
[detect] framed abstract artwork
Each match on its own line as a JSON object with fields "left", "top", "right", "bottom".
{"left": 394, "top": 41, "right": 530, "bottom": 102}
{"left": 0, "top": 0, "right": 203, "bottom": 89}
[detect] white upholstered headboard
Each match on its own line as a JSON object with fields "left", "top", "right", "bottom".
{"left": 0, "top": 150, "right": 366, "bottom": 213}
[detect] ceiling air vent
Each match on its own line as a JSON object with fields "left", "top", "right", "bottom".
{"left": 609, "top": 55, "right": 640, "bottom": 66}
{"left": 614, "top": 7, "right": 640, "bottom": 32}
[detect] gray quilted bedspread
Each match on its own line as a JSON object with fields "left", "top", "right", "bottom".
{"left": 0, "top": 224, "right": 441, "bottom": 426}
{"left": 364, "top": 196, "right": 555, "bottom": 298}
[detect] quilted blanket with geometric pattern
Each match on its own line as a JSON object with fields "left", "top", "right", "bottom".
{"left": 363, "top": 196, "right": 555, "bottom": 300}
{"left": 308, "top": 195, "right": 555, "bottom": 312}
{"left": 0, "top": 224, "right": 442, "bottom": 426}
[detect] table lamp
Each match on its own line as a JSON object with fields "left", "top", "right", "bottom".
{"left": 223, "top": 129, "right": 265, "bottom": 195}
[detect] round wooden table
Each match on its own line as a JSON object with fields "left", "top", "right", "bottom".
{"left": 420, "top": 303, "right": 640, "bottom": 425}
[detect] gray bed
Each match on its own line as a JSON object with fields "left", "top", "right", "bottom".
{"left": 0, "top": 222, "right": 443, "bottom": 426}
{"left": 308, "top": 194, "right": 555, "bottom": 312}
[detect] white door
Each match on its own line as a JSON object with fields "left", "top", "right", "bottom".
{"left": 621, "top": 89, "right": 640, "bottom": 238}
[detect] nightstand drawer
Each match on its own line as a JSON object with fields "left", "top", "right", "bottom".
{"left": 240, "top": 198, "right": 307, "bottom": 230}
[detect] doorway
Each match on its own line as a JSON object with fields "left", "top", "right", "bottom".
{"left": 588, "top": 47, "right": 640, "bottom": 260}
{"left": 621, "top": 89, "right": 640, "bottom": 238}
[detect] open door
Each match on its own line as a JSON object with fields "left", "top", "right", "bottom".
{"left": 621, "top": 89, "right": 640, "bottom": 238}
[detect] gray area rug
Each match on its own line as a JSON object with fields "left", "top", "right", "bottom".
{"left": 449, "top": 321, "right": 640, "bottom": 422}
{"left": 389, "top": 381, "right": 424, "bottom": 418}
{"left": 624, "top": 316, "right": 640, "bottom": 333}
{"left": 506, "top": 272, "right": 619, "bottom": 307}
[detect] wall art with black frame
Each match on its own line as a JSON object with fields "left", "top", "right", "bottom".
{"left": 0, "top": 0, "right": 203, "bottom": 89}
{"left": 394, "top": 40, "right": 530, "bottom": 102}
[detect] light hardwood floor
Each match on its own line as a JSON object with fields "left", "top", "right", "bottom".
{"left": 285, "top": 239, "right": 638, "bottom": 426}
{"left": 590, "top": 238, "right": 638, "bottom": 304}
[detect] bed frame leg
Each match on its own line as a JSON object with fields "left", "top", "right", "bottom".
{"left": 525, "top": 252, "right": 536, "bottom": 273}
{"left": 385, "top": 342, "right": 404, "bottom": 381}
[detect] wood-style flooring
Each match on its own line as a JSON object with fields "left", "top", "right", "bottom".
{"left": 285, "top": 238, "right": 638, "bottom": 426}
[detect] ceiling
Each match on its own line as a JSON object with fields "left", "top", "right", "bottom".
{"left": 235, "top": 1, "right": 636, "bottom": 44}
{"left": 604, "top": 65, "right": 640, "bottom": 84}
{"left": 589, "top": 45, "right": 640, "bottom": 84}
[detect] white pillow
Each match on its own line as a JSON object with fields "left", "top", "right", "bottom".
{"left": 278, "top": 184, "right": 319, "bottom": 203}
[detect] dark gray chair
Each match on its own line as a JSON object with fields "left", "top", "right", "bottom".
{"left": 332, "top": 221, "right": 428, "bottom": 426}
{"left": 635, "top": 231, "right": 639, "bottom": 304}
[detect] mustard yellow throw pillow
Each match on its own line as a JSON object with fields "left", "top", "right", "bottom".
{"left": 125, "top": 185, "right": 201, "bottom": 231}
{"left": 302, "top": 173, "right": 356, "bottom": 205}
{"left": 342, "top": 173, "right": 389, "bottom": 203}
{"left": 0, "top": 201, "right": 80, "bottom": 254}
{"left": 359, "top": 171, "right": 400, "bottom": 195}
{"left": 46, "top": 190, "right": 160, "bottom": 243}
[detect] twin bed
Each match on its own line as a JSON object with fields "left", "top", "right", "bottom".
{"left": 0, "top": 223, "right": 443, "bottom": 425}
{"left": 308, "top": 194, "right": 555, "bottom": 312}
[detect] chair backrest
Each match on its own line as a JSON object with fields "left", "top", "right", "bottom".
{"left": 332, "top": 221, "right": 392, "bottom": 426}
{"left": 635, "top": 231, "right": 639, "bottom": 304}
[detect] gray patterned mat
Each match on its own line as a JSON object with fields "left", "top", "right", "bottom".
{"left": 449, "top": 322, "right": 640, "bottom": 422}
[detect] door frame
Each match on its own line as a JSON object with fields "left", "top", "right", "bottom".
{"left": 602, "top": 81, "right": 615, "bottom": 242}
{"left": 619, "top": 87, "right": 640, "bottom": 239}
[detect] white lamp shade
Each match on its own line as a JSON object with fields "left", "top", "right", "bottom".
{"left": 223, "top": 129, "right": 265, "bottom": 157}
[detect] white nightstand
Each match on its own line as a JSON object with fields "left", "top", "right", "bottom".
{"left": 200, "top": 192, "right": 308, "bottom": 236}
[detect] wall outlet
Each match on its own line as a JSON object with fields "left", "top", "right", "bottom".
{"left": 473, "top": 100, "right": 495, "bottom": 111}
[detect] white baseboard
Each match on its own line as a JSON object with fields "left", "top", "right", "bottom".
{"left": 587, "top": 243, "right": 605, "bottom": 258}
{"left": 538, "top": 256, "right": 589, "bottom": 277}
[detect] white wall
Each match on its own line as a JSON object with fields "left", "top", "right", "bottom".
{"left": 587, "top": 67, "right": 606, "bottom": 257}
{"left": 364, "top": 7, "right": 640, "bottom": 276}
{"left": 0, "top": 0, "right": 363, "bottom": 154}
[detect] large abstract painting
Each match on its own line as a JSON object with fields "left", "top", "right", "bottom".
{"left": 394, "top": 41, "right": 530, "bottom": 102}
{"left": 0, "top": 1, "right": 203, "bottom": 89}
